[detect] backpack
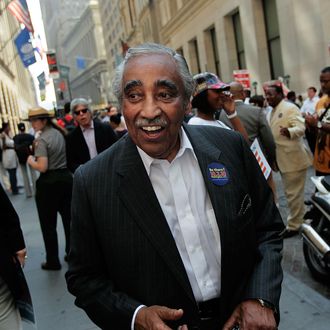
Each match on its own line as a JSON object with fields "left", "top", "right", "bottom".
{"left": 62, "top": 116, "right": 76, "bottom": 132}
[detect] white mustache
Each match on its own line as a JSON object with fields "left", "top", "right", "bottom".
{"left": 135, "top": 118, "right": 168, "bottom": 127}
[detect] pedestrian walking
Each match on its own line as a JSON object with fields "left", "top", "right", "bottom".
{"left": 13, "top": 123, "right": 35, "bottom": 198}
{"left": 266, "top": 85, "right": 313, "bottom": 238}
{"left": 27, "top": 107, "right": 72, "bottom": 270}
{"left": 0, "top": 123, "right": 19, "bottom": 195}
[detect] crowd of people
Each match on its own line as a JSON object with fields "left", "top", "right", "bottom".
{"left": 0, "top": 42, "right": 329, "bottom": 329}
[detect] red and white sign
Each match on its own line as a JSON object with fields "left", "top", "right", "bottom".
{"left": 250, "top": 139, "right": 271, "bottom": 180}
{"left": 233, "top": 69, "right": 251, "bottom": 89}
{"left": 46, "top": 50, "right": 59, "bottom": 79}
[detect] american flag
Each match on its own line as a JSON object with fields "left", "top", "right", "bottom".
{"left": 7, "top": 0, "right": 34, "bottom": 33}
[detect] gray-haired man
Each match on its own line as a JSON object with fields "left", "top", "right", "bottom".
{"left": 66, "top": 43, "right": 283, "bottom": 330}
{"left": 65, "top": 98, "right": 117, "bottom": 173}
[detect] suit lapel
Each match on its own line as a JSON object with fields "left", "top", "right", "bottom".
{"left": 75, "top": 126, "right": 90, "bottom": 161}
{"left": 116, "top": 136, "right": 195, "bottom": 303}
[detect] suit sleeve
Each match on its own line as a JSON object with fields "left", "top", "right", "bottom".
{"left": 258, "top": 109, "right": 276, "bottom": 165}
{"left": 238, "top": 135, "right": 284, "bottom": 317}
{"left": 65, "top": 167, "right": 141, "bottom": 329}
{"left": 0, "top": 185, "right": 25, "bottom": 254}
{"left": 287, "top": 107, "right": 306, "bottom": 139}
{"left": 65, "top": 135, "right": 80, "bottom": 173}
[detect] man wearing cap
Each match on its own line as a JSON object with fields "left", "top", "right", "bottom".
{"left": 66, "top": 43, "right": 284, "bottom": 330}
{"left": 13, "top": 123, "right": 35, "bottom": 198}
{"left": 188, "top": 72, "right": 249, "bottom": 142}
{"left": 65, "top": 98, "right": 117, "bottom": 173}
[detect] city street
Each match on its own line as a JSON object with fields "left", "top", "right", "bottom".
{"left": 7, "top": 167, "right": 330, "bottom": 330}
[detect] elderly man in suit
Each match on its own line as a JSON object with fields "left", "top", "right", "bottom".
{"left": 65, "top": 98, "right": 117, "bottom": 173}
{"left": 266, "top": 85, "right": 312, "bottom": 238}
{"left": 66, "top": 43, "right": 284, "bottom": 330}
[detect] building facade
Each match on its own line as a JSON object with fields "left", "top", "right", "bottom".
{"left": 120, "top": 0, "right": 330, "bottom": 95}
{"left": 98, "top": 0, "right": 125, "bottom": 104}
{"left": 0, "top": 0, "right": 35, "bottom": 133}
{"left": 61, "top": 0, "right": 109, "bottom": 104}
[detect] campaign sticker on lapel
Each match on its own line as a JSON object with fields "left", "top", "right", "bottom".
{"left": 207, "top": 162, "right": 229, "bottom": 186}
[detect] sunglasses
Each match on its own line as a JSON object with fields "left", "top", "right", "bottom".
{"left": 74, "top": 108, "right": 88, "bottom": 116}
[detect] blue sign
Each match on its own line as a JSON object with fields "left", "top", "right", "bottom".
{"left": 76, "top": 57, "right": 86, "bottom": 70}
{"left": 14, "top": 28, "right": 36, "bottom": 68}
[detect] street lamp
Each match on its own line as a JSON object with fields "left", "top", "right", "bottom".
{"left": 252, "top": 81, "right": 258, "bottom": 95}
{"left": 283, "top": 74, "right": 291, "bottom": 88}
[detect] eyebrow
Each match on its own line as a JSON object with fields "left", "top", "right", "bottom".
{"left": 155, "top": 79, "right": 179, "bottom": 93}
{"left": 124, "top": 80, "right": 142, "bottom": 93}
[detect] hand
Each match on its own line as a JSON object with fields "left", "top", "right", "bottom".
{"left": 15, "top": 248, "right": 27, "bottom": 267}
{"left": 221, "top": 94, "right": 235, "bottom": 115}
{"left": 279, "top": 126, "right": 290, "bottom": 138}
{"left": 222, "top": 300, "right": 276, "bottom": 330}
{"left": 304, "top": 114, "right": 318, "bottom": 128}
{"left": 135, "top": 305, "right": 185, "bottom": 330}
{"left": 27, "top": 155, "right": 35, "bottom": 166}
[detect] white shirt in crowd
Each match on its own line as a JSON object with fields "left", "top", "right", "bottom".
{"left": 300, "top": 96, "right": 319, "bottom": 115}
{"left": 80, "top": 120, "right": 98, "bottom": 159}
{"left": 188, "top": 116, "right": 230, "bottom": 129}
{"left": 131, "top": 128, "right": 222, "bottom": 329}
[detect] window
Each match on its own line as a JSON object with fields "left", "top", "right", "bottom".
{"left": 204, "top": 26, "right": 220, "bottom": 76}
{"left": 232, "top": 12, "right": 246, "bottom": 69}
{"left": 176, "top": 47, "right": 184, "bottom": 57}
{"left": 188, "top": 39, "right": 201, "bottom": 74}
{"left": 262, "top": 0, "right": 284, "bottom": 79}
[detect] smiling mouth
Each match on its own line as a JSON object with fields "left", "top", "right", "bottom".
{"left": 141, "top": 126, "right": 162, "bottom": 132}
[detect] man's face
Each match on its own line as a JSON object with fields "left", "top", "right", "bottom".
{"left": 122, "top": 53, "right": 188, "bottom": 162}
{"left": 307, "top": 88, "right": 316, "bottom": 99}
{"left": 73, "top": 104, "right": 92, "bottom": 128}
{"left": 320, "top": 72, "right": 330, "bottom": 96}
{"left": 265, "top": 88, "right": 283, "bottom": 108}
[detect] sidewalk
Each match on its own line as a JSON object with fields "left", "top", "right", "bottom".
{"left": 8, "top": 192, "right": 330, "bottom": 330}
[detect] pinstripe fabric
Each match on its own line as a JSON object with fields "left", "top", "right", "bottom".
{"left": 66, "top": 124, "right": 284, "bottom": 329}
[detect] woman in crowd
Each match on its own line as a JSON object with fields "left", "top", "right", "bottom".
{"left": 188, "top": 72, "right": 249, "bottom": 142}
{"left": 27, "top": 107, "right": 72, "bottom": 271}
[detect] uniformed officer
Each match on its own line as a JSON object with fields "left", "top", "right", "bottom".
{"left": 27, "top": 107, "right": 72, "bottom": 270}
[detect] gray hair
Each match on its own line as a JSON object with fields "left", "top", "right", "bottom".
{"left": 70, "top": 98, "right": 91, "bottom": 113}
{"left": 112, "top": 43, "right": 195, "bottom": 107}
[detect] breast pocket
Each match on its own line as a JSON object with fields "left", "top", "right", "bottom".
{"left": 235, "top": 194, "right": 253, "bottom": 231}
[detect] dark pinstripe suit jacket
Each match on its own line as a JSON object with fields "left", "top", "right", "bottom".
{"left": 66, "top": 124, "right": 284, "bottom": 329}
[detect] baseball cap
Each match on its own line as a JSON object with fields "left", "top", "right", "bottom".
{"left": 193, "top": 72, "right": 230, "bottom": 97}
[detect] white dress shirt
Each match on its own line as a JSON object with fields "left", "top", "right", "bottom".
{"left": 188, "top": 116, "right": 230, "bottom": 129}
{"left": 131, "top": 128, "right": 222, "bottom": 329}
{"left": 80, "top": 121, "right": 98, "bottom": 159}
{"left": 300, "top": 96, "right": 319, "bottom": 115}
